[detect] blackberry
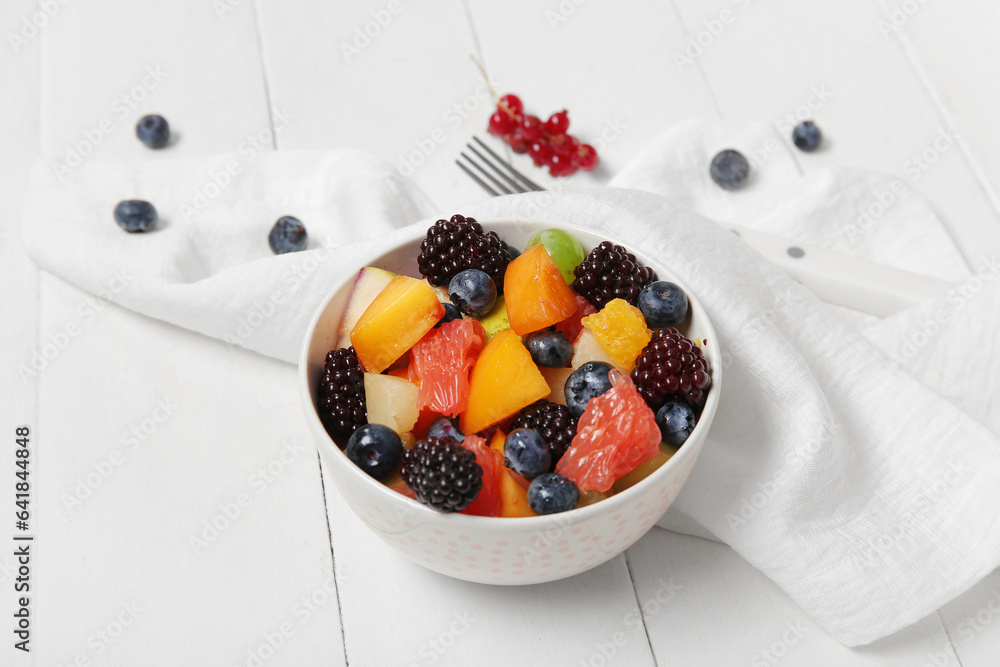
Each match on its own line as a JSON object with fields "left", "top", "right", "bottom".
{"left": 630, "top": 328, "right": 712, "bottom": 411}
{"left": 317, "top": 347, "right": 367, "bottom": 446}
{"left": 511, "top": 400, "right": 577, "bottom": 466}
{"left": 417, "top": 214, "right": 510, "bottom": 289}
{"left": 401, "top": 437, "right": 483, "bottom": 512}
{"left": 571, "top": 241, "right": 658, "bottom": 309}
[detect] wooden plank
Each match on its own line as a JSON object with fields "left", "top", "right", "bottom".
{"left": 0, "top": 1, "right": 40, "bottom": 664}
{"left": 869, "top": 0, "right": 1000, "bottom": 260}
{"left": 669, "top": 0, "right": 1000, "bottom": 266}
{"left": 867, "top": 49, "right": 1000, "bottom": 667}
{"left": 254, "top": 0, "right": 499, "bottom": 210}
{"left": 628, "top": 529, "right": 956, "bottom": 665}
{"left": 32, "top": 1, "right": 345, "bottom": 664}
{"left": 937, "top": 569, "right": 1000, "bottom": 667}
{"left": 320, "top": 463, "right": 657, "bottom": 667}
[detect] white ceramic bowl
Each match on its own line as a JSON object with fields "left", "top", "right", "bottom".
{"left": 299, "top": 219, "right": 721, "bottom": 585}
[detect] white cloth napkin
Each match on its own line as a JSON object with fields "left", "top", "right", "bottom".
{"left": 19, "top": 122, "right": 1000, "bottom": 647}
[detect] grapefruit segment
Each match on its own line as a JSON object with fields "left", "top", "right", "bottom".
{"left": 408, "top": 319, "right": 486, "bottom": 417}
{"left": 555, "top": 372, "right": 661, "bottom": 493}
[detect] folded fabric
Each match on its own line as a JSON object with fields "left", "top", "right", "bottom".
{"left": 20, "top": 122, "right": 1000, "bottom": 647}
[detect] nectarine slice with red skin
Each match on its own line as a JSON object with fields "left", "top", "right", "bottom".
{"left": 459, "top": 435, "right": 503, "bottom": 517}
{"left": 504, "top": 244, "right": 579, "bottom": 336}
{"left": 487, "top": 430, "right": 537, "bottom": 517}
{"left": 350, "top": 275, "right": 444, "bottom": 374}
{"left": 460, "top": 328, "right": 550, "bottom": 435}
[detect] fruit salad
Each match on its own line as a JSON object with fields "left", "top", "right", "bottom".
{"left": 317, "top": 215, "right": 713, "bottom": 517}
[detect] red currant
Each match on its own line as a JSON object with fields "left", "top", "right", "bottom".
{"left": 578, "top": 144, "right": 598, "bottom": 171}
{"left": 520, "top": 115, "right": 543, "bottom": 141}
{"left": 500, "top": 94, "right": 523, "bottom": 116}
{"left": 488, "top": 110, "right": 516, "bottom": 137}
{"left": 549, "top": 133, "right": 578, "bottom": 159}
{"left": 528, "top": 139, "right": 554, "bottom": 166}
{"left": 509, "top": 128, "right": 529, "bottom": 154}
{"left": 549, "top": 153, "right": 576, "bottom": 177}
{"left": 545, "top": 110, "right": 570, "bottom": 135}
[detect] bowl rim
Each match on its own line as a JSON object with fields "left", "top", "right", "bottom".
{"left": 298, "top": 217, "right": 722, "bottom": 529}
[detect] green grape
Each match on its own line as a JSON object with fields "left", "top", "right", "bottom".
{"left": 525, "top": 229, "right": 584, "bottom": 284}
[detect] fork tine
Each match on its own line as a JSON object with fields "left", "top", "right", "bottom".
{"left": 456, "top": 160, "right": 501, "bottom": 197}
{"left": 467, "top": 144, "right": 525, "bottom": 193}
{"left": 472, "top": 136, "right": 545, "bottom": 192}
{"left": 459, "top": 152, "right": 514, "bottom": 195}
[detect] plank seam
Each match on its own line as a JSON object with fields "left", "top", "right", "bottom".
{"left": 315, "top": 453, "right": 350, "bottom": 667}
{"left": 665, "top": 0, "right": 724, "bottom": 122}
{"left": 623, "top": 550, "right": 660, "bottom": 667}
{"left": 935, "top": 610, "right": 967, "bottom": 667}
{"left": 250, "top": 0, "right": 278, "bottom": 149}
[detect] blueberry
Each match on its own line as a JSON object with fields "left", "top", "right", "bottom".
{"left": 564, "top": 361, "right": 614, "bottom": 419}
{"left": 527, "top": 473, "right": 579, "bottom": 515}
{"left": 135, "top": 114, "right": 170, "bottom": 149}
{"left": 638, "top": 281, "right": 689, "bottom": 328}
{"left": 448, "top": 269, "right": 496, "bottom": 317}
{"left": 345, "top": 424, "right": 402, "bottom": 480}
{"left": 427, "top": 417, "right": 465, "bottom": 444}
{"left": 269, "top": 216, "right": 308, "bottom": 254}
{"left": 792, "top": 121, "right": 822, "bottom": 152}
{"left": 655, "top": 400, "right": 697, "bottom": 447}
{"left": 435, "top": 302, "right": 463, "bottom": 328}
{"left": 524, "top": 330, "right": 573, "bottom": 368}
{"left": 504, "top": 428, "right": 551, "bottom": 479}
{"left": 507, "top": 246, "right": 521, "bottom": 261}
{"left": 114, "top": 200, "right": 158, "bottom": 233}
{"left": 709, "top": 149, "right": 749, "bottom": 190}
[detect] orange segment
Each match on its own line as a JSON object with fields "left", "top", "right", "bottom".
{"left": 460, "top": 328, "right": 550, "bottom": 435}
{"left": 350, "top": 275, "right": 444, "bottom": 373}
{"left": 504, "top": 244, "right": 578, "bottom": 335}
{"left": 580, "top": 298, "right": 651, "bottom": 372}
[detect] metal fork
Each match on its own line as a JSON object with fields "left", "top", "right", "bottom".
{"left": 455, "top": 136, "right": 951, "bottom": 317}
{"left": 456, "top": 137, "right": 544, "bottom": 196}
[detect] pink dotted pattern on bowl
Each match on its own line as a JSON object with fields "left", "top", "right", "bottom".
{"left": 333, "top": 449, "right": 698, "bottom": 585}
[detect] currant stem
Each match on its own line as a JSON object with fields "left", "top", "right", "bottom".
{"left": 470, "top": 54, "right": 513, "bottom": 115}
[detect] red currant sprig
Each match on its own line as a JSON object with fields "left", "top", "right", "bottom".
{"left": 487, "top": 93, "right": 598, "bottom": 177}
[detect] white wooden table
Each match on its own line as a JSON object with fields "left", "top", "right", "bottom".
{"left": 4, "top": 1, "right": 1000, "bottom": 665}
